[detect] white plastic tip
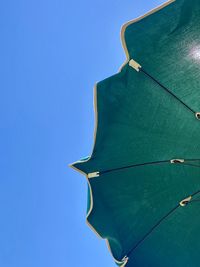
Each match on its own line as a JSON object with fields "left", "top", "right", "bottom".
{"left": 180, "top": 196, "right": 192, "bottom": 207}
{"left": 129, "top": 59, "right": 141, "bottom": 72}
{"left": 195, "top": 112, "right": 200, "bottom": 120}
{"left": 122, "top": 256, "right": 129, "bottom": 262}
{"left": 88, "top": 172, "right": 100, "bottom": 179}
{"left": 170, "top": 159, "right": 184, "bottom": 164}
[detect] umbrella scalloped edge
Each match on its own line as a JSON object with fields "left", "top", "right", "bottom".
{"left": 69, "top": 0, "right": 176, "bottom": 266}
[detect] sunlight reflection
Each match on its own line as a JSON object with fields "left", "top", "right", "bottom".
{"left": 190, "top": 45, "right": 200, "bottom": 60}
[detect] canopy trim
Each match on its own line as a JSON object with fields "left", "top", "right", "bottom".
{"left": 70, "top": 1, "right": 179, "bottom": 266}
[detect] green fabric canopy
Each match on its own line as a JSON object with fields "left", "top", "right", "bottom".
{"left": 70, "top": 0, "right": 200, "bottom": 266}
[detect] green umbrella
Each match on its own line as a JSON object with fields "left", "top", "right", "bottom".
{"left": 70, "top": 0, "right": 200, "bottom": 266}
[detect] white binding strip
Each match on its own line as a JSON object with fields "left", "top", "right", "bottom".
{"left": 69, "top": 1, "right": 176, "bottom": 266}
{"left": 119, "top": 0, "right": 176, "bottom": 71}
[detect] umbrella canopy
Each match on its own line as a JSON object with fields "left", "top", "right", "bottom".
{"left": 70, "top": 0, "right": 200, "bottom": 266}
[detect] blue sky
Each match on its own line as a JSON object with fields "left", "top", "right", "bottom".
{"left": 0, "top": 1, "right": 165, "bottom": 266}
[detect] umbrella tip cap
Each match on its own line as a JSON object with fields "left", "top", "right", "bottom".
{"left": 129, "top": 59, "right": 141, "bottom": 72}
{"left": 88, "top": 172, "right": 100, "bottom": 178}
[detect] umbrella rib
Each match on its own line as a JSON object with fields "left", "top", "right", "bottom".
{"left": 126, "top": 204, "right": 180, "bottom": 258}
{"left": 182, "top": 162, "right": 200, "bottom": 168}
{"left": 140, "top": 68, "right": 196, "bottom": 114}
{"left": 129, "top": 59, "right": 198, "bottom": 116}
{"left": 99, "top": 159, "right": 200, "bottom": 175}
{"left": 125, "top": 189, "right": 200, "bottom": 259}
{"left": 100, "top": 160, "right": 169, "bottom": 175}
